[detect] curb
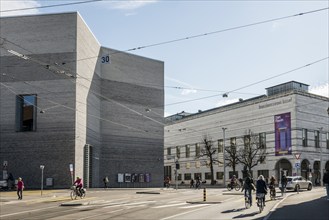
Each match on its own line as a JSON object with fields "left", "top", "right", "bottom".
{"left": 186, "top": 201, "right": 222, "bottom": 204}
{"left": 136, "top": 192, "right": 160, "bottom": 194}
{"left": 60, "top": 202, "right": 85, "bottom": 206}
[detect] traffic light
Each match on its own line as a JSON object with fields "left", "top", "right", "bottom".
{"left": 175, "top": 162, "right": 180, "bottom": 170}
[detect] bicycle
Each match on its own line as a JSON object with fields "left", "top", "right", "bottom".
{"left": 227, "top": 182, "right": 241, "bottom": 191}
{"left": 244, "top": 189, "right": 251, "bottom": 209}
{"left": 256, "top": 193, "right": 265, "bottom": 213}
{"left": 70, "top": 185, "right": 86, "bottom": 200}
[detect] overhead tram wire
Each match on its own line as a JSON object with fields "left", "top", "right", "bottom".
{"left": 162, "top": 57, "right": 329, "bottom": 108}
{"left": 0, "top": 0, "right": 102, "bottom": 13}
{"left": 62, "top": 7, "right": 329, "bottom": 64}
{"left": 2, "top": 37, "right": 327, "bottom": 111}
{"left": 0, "top": 40, "right": 166, "bottom": 127}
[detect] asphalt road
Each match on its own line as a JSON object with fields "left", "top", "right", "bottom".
{"left": 0, "top": 187, "right": 327, "bottom": 219}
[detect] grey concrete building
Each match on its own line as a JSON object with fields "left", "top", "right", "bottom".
{"left": 0, "top": 12, "right": 164, "bottom": 188}
{"left": 164, "top": 81, "right": 329, "bottom": 187}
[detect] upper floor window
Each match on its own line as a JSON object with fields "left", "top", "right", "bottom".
{"left": 230, "top": 137, "right": 236, "bottom": 151}
{"left": 244, "top": 135, "right": 250, "bottom": 150}
{"left": 185, "top": 145, "right": 190, "bottom": 158}
{"left": 16, "top": 94, "right": 37, "bottom": 132}
{"left": 259, "top": 132, "right": 266, "bottom": 149}
{"left": 326, "top": 132, "right": 329, "bottom": 149}
{"left": 302, "top": 129, "right": 308, "bottom": 147}
{"left": 218, "top": 139, "right": 223, "bottom": 153}
{"left": 176, "top": 146, "right": 181, "bottom": 159}
{"left": 195, "top": 143, "right": 200, "bottom": 157}
{"left": 314, "top": 130, "right": 320, "bottom": 148}
{"left": 167, "top": 147, "right": 171, "bottom": 155}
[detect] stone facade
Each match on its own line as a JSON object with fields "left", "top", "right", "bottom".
{"left": 164, "top": 82, "right": 329, "bottom": 186}
{"left": 0, "top": 12, "right": 164, "bottom": 188}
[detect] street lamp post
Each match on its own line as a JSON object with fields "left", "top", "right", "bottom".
{"left": 40, "top": 165, "right": 45, "bottom": 196}
{"left": 222, "top": 127, "right": 227, "bottom": 187}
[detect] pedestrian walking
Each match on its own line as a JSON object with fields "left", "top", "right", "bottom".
{"left": 17, "top": 177, "right": 24, "bottom": 200}
{"left": 103, "top": 176, "right": 109, "bottom": 188}
{"left": 323, "top": 169, "right": 329, "bottom": 201}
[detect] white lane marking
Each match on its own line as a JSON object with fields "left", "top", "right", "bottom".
{"left": 0, "top": 206, "right": 56, "bottom": 218}
{"left": 263, "top": 194, "right": 292, "bottom": 220}
{"left": 77, "top": 209, "right": 124, "bottom": 220}
{"left": 102, "top": 200, "right": 155, "bottom": 209}
{"left": 179, "top": 204, "right": 210, "bottom": 209}
{"left": 160, "top": 205, "right": 210, "bottom": 220}
{"left": 152, "top": 202, "right": 187, "bottom": 209}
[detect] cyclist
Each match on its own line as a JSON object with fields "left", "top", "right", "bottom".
{"left": 164, "top": 176, "right": 170, "bottom": 188}
{"left": 241, "top": 173, "right": 254, "bottom": 206}
{"left": 256, "top": 175, "right": 267, "bottom": 207}
{"left": 269, "top": 175, "right": 276, "bottom": 198}
{"left": 230, "top": 175, "right": 237, "bottom": 189}
{"left": 73, "top": 177, "right": 83, "bottom": 195}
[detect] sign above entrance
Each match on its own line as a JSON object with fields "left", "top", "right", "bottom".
{"left": 294, "top": 153, "right": 301, "bottom": 160}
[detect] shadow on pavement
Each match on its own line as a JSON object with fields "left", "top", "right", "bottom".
{"left": 232, "top": 211, "right": 260, "bottom": 218}
{"left": 259, "top": 196, "right": 329, "bottom": 220}
{"left": 222, "top": 208, "right": 246, "bottom": 213}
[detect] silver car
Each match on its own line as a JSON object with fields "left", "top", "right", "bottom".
{"left": 283, "top": 176, "right": 312, "bottom": 191}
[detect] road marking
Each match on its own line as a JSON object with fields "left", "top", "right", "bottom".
{"left": 77, "top": 208, "right": 124, "bottom": 220}
{"left": 263, "top": 193, "right": 292, "bottom": 220}
{"left": 160, "top": 204, "right": 210, "bottom": 220}
{"left": 179, "top": 204, "right": 210, "bottom": 209}
{"left": 0, "top": 206, "right": 57, "bottom": 218}
{"left": 152, "top": 202, "right": 187, "bottom": 208}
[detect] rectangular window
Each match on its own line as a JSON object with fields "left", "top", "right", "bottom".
{"left": 216, "top": 172, "right": 223, "bottom": 180}
{"left": 16, "top": 94, "right": 37, "bottom": 131}
{"left": 327, "top": 132, "right": 329, "bottom": 149}
{"left": 257, "top": 170, "right": 269, "bottom": 179}
{"left": 315, "top": 130, "right": 320, "bottom": 148}
{"left": 167, "top": 147, "right": 171, "bottom": 155}
{"left": 194, "top": 173, "right": 202, "bottom": 180}
{"left": 185, "top": 145, "right": 190, "bottom": 158}
{"left": 195, "top": 143, "right": 200, "bottom": 157}
{"left": 302, "top": 129, "right": 308, "bottom": 147}
{"left": 244, "top": 135, "right": 250, "bottom": 150}
{"left": 230, "top": 137, "right": 236, "bottom": 152}
{"left": 205, "top": 172, "right": 212, "bottom": 180}
{"left": 184, "top": 173, "right": 191, "bottom": 180}
{"left": 176, "top": 146, "right": 181, "bottom": 159}
{"left": 218, "top": 139, "right": 223, "bottom": 153}
{"left": 259, "top": 132, "right": 266, "bottom": 149}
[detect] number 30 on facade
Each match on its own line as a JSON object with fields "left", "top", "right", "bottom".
{"left": 101, "top": 55, "right": 110, "bottom": 64}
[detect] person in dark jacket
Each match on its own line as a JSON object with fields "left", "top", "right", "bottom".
{"left": 256, "top": 175, "right": 267, "bottom": 206}
{"left": 241, "top": 173, "right": 254, "bottom": 206}
{"left": 323, "top": 169, "right": 329, "bottom": 200}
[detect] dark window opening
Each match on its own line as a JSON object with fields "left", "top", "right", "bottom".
{"left": 16, "top": 94, "right": 37, "bottom": 132}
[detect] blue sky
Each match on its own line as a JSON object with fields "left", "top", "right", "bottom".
{"left": 1, "top": 0, "right": 328, "bottom": 116}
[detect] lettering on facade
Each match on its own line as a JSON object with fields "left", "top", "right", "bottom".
{"left": 258, "top": 97, "right": 292, "bottom": 109}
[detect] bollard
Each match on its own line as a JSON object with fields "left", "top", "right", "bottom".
{"left": 203, "top": 188, "right": 206, "bottom": 201}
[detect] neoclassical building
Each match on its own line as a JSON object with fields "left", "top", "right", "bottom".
{"left": 0, "top": 12, "right": 164, "bottom": 188}
{"left": 164, "top": 81, "right": 329, "bottom": 186}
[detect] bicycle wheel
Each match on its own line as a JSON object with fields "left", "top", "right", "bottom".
{"left": 227, "top": 184, "right": 232, "bottom": 191}
{"left": 70, "top": 190, "right": 77, "bottom": 200}
{"left": 80, "top": 190, "right": 86, "bottom": 199}
{"left": 235, "top": 184, "right": 241, "bottom": 191}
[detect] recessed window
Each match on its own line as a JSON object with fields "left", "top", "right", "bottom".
{"left": 16, "top": 94, "right": 37, "bottom": 131}
{"left": 302, "top": 129, "right": 308, "bottom": 147}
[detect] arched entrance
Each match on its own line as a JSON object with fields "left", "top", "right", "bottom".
{"left": 275, "top": 158, "right": 292, "bottom": 180}
{"left": 301, "top": 159, "right": 310, "bottom": 180}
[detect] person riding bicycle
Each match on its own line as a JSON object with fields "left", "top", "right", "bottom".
{"left": 230, "top": 175, "right": 237, "bottom": 189}
{"left": 241, "top": 173, "right": 254, "bottom": 206}
{"left": 73, "top": 177, "right": 83, "bottom": 195}
{"left": 164, "top": 176, "right": 170, "bottom": 188}
{"left": 256, "top": 175, "right": 267, "bottom": 207}
{"left": 269, "top": 175, "right": 276, "bottom": 197}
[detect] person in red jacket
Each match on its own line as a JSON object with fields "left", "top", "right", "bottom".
{"left": 17, "top": 177, "right": 24, "bottom": 200}
{"left": 73, "top": 177, "right": 83, "bottom": 195}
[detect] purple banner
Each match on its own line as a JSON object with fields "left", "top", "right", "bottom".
{"left": 274, "top": 112, "right": 291, "bottom": 156}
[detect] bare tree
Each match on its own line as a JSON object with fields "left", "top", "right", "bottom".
{"left": 196, "top": 135, "right": 222, "bottom": 185}
{"left": 225, "top": 137, "right": 240, "bottom": 178}
{"left": 237, "top": 130, "right": 267, "bottom": 174}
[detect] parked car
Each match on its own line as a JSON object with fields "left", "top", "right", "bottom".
{"left": 280, "top": 176, "right": 312, "bottom": 191}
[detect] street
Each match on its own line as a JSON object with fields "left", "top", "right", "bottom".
{"left": 0, "top": 187, "right": 327, "bottom": 219}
